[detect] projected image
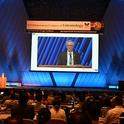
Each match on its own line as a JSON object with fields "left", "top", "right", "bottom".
{"left": 31, "top": 33, "right": 99, "bottom": 72}
{"left": 38, "top": 37, "right": 92, "bottom": 65}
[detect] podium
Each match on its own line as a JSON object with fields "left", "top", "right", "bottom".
{"left": 0, "top": 74, "right": 7, "bottom": 88}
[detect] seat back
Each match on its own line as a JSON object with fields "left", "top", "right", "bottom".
{"left": 46, "top": 120, "right": 66, "bottom": 124}
{"left": 23, "top": 119, "right": 35, "bottom": 124}
{"left": 119, "top": 112, "right": 124, "bottom": 124}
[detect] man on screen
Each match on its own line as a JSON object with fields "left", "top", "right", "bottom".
{"left": 58, "top": 40, "right": 81, "bottom": 65}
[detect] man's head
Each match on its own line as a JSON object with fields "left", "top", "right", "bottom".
{"left": 66, "top": 40, "right": 74, "bottom": 52}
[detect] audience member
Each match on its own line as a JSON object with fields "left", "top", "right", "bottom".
{"left": 104, "top": 95, "right": 124, "bottom": 124}
{"left": 34, "top": 93, "right": 46, "bottom": 112}
{"left": 4, "top": 93, "right": 18, "bottom": 108}
{"left": 50, "top": 100, "right": 66, "bottom": 122}
{"left": 37, "top": 108, "right": 51, "bottom": 124}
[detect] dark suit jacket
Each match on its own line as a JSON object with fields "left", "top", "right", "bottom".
{"left": 58, "top": 51, "right": 81, "bottom": 65}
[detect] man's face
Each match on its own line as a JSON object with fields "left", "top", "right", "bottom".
{"left": 66, "top": 41, "right": 74, "bottom": 52}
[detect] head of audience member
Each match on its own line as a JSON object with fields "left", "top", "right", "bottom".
{"left": 103, "top": 96, "right": 111, "bottom": 107}
{"left": 53, "top": 99, "right": 61, "bottom": 111}
{"left": 42, "top": 92, "right": 48, "bottom": 100}
{"left": 111, "top": 95, "right": 123, "bottom": 107}
{"left": 10, "top": 93, "right": 16, "bottom": 100}
{"left": 35, "top": 93, "right": 42, "bottom": 102}
{"left": 66, "top": 40, "right": 74, "bottom": 52}
{"left": 19, "top": 92, "right": 29, "bottom": 105}
{"left": 37, "top": 108, "right": 51, "bottom": 124}
{"left": 114, "top": 96, "right": 123, "bottom": 105}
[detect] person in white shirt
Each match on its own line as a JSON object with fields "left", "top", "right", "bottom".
{"left": 50, "top": 100, "right": 66, "bottom": 122}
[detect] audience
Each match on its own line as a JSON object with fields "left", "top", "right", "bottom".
{"left": 11, "top": 91, "right": 35, "bottom": 120}
{"left": 1, "top": 89, "right": 124, "bottom": 124}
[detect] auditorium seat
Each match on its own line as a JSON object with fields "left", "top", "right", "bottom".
{"left": 119, "top": 112, "right": 124, "bottom": 124}
{"left": 23, "top": 119, "right": 36, "bottom": 124}
{"left": 46, "top": 120, "right": 66, "bottom": 124}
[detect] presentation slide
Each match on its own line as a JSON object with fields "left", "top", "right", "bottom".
{"left": 31, "top": 33, "right": 99, "bottom": 72}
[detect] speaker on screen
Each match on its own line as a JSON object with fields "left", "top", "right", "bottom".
{"left": 118, "top": 81, "right": 124, "bottom": 91}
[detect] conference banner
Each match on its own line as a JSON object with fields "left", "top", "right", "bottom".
{"left": 27, "top": 20, "right": 104, "bottom": 32}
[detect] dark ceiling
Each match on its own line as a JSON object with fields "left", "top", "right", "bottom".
{"left": 23, "top": 0, "right": 110, "bottom": 21}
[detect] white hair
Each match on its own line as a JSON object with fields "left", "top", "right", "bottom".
{"left": 66, "top": 40, "right": 74, "bottom": 46}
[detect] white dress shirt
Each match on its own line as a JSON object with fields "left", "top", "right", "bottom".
{"left": 67, "top": 51, "right": 74, "bottom": 66}
{"left": 50, "top": 107, "right": 66, "bottom": 122}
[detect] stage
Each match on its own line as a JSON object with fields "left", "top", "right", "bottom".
{"left": 0, "top": 84, "right": 119, "bottom": 94}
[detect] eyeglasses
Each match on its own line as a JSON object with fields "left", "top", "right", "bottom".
{"left": 67, "top": 45, "right": 73, "bottom": 46}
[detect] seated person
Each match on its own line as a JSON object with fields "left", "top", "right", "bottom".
{"left": 104, "top": 96, "right": 124, "bottom": 124}
{"left": 50, "top": 100, "right": 66, "bottom": 122}
{"left": 4, "top": 93, "right": 18, "bottom": 108}
{"left": 34, "top": 93, "right": 46, "bottom": 112}
{"left": 37, "top": 108, "right": 51, "bottom": 124}
{"left": 58, "top": 40, "right": 81, "bottom": 65}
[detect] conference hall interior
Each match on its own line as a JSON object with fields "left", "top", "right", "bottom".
{"left": 0, "top": 0, "right": 124, "bottom": 124}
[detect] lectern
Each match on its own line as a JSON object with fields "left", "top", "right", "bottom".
{"left": 0, "top": 73, "right": 7, "bottom": 88}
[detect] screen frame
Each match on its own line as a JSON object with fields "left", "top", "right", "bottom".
{"left": 31, "top": 33, "right": 99, "bottom": 72}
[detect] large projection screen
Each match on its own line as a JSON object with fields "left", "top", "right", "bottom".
{"left": 31, "top": 33, "right": 99, "bottom": 72}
